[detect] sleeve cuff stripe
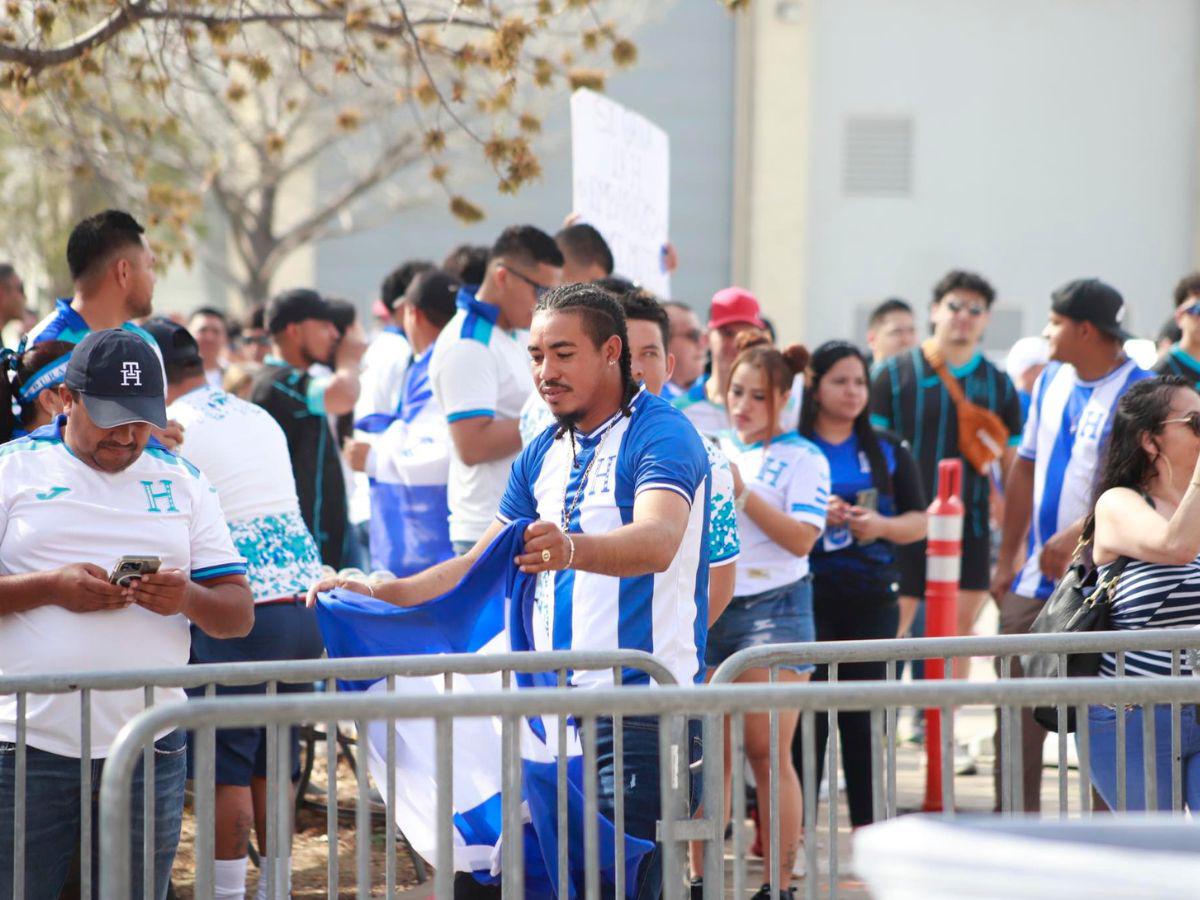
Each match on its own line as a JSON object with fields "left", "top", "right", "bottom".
{"left": 1017, "top": 449, "right": 1037, "bottom": 461}
{"left": 636, "top": 482, "right": 695, "bottom": 505}
{"left": 448, "top": 409, "right": 495, "bottom": 423}
{"left": 792, "top": 503, "right": 826, "bottom": 516}
{"left": 711, "top": 552, "right": 739, "bottom": 566}
{"left": 192, "top": 563, "right": 248, "bottom": 581}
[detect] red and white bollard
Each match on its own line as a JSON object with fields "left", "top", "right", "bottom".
{"left": 922, "top": 458, "right": 963, "bottom": 812}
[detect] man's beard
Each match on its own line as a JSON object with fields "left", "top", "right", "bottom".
{"left": 553, "top": 408, "right": 584, "bottom": 431}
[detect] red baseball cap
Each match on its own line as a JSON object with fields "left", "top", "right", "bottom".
{"left": 708, "top": 286, "right": 766, "bottom": 330}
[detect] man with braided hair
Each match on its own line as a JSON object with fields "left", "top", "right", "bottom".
{"left": 311, "top": 283, "right": 711, "bottom": 899}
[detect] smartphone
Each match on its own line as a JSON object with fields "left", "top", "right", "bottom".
{"left": 109, "top": 556, "right": 161, "bottom": 587}
{"left": 854, "top": 488, "right": 879, "bottom": 546}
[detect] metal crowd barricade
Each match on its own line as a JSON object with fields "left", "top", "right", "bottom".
{"left": 703, "top": 629, "right": 1200, "bottom": 899}
{"left": 0, "top": 649, "right": 673, "bottom": 900}
{"left": 97, "top": 676, "right": 1200, "bottom": 899}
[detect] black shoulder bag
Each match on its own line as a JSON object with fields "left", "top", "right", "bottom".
{"left": 1020, "top": 545, "right": 1132, "bottom": 733}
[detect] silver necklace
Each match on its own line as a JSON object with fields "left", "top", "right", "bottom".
{"left": 561, "top": 419, "right": 618, "bottom": 531}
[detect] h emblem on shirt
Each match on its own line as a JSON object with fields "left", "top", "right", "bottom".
{"left": 758, "top": 457, "right": 789, "bottom": 488}
{"left": 121, "top": 361, "right": 141, "bottom": 387}
{"left": 141, "top": 479, "right": 178, "bottom": 513}
{"left": 587, "top": 455, "right": 617, "bottom": 496}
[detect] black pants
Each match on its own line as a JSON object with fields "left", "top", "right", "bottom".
{"left": 793, "top": 573, "right": 899, "bottom": 828}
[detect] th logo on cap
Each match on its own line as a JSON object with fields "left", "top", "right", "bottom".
{"left": 121, "top": 361, "right": 141, "bottom": 387}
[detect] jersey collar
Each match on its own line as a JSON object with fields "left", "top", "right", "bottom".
{"left": 53, "top": 297, "right": 89, "bottom": 332}
{"left": 1171, "top": 344, "right": 1200, "bottom": 371}
{"left": 574, "top": 386, "right": 646, "bottom": 445}
{"left": 456, "top": 286, "right": 499, "bottom": 324}
{"left": 34, "top": 414, "right": 171, "bottom": 452}
{"left": 948, "top": 350, "right": 984, "bottom": 379}
{"left": 725, "top": 427, "right": 801, "bottom": 452}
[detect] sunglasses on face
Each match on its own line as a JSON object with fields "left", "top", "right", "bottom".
{"left": 504, "top": 265, "right": 552, "bottom": 301}
{"left": 1162, "top": 411, "right": 1200, "bottom": 436}
{"left": 1181, "top": 303, "right": 1200, "bottom": 318}
{"left": 943, "top": 299, "right": 987, "bottom": 317}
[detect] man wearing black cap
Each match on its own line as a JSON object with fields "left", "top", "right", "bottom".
{"left": 146, "top": 317, "right": 325, "bottom": 899}
{"left": 249, "top": 288, "right": 363, "bottom": 569}
{"left": 0, "top": 329, "right": 253, "bottom": 897}
{"left": 991, "top": 278, "right": 1152, "bottom": 812}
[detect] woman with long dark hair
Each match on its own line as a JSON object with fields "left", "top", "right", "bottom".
{"left": 1084, "top": 374, "right": 1200, "bottom": 810}
{"left": 0, "top": 340, "right": 75, "bottom": 443}
{"left": 795, "top": 341, "right": 927, "bottom": 831}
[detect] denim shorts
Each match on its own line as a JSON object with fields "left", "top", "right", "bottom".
{"left": 704, "top": 576, "right": 815, "bottom": 673}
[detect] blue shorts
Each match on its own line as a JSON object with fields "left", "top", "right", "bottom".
{"left": 186, "top": 602, "right": 326, "bottom": 787}
{"left": 704, "top": 576, "right": 815, "bottom": 673}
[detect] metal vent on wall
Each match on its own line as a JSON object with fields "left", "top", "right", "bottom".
{"left": 842, "top": 116, "right": 913, "bottom": 197}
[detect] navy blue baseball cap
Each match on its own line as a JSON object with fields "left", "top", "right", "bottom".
{"left": 64, "top": 329, "right": 167, "bottom": 429}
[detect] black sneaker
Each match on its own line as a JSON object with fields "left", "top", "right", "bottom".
{"left": 689, "top": 876, "right": 704, "bottom": 900}
{"left": 750, "top": 884, "right": 795, "bottom": 900}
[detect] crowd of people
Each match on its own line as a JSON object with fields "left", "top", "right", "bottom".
{"left": 1, "top": 206, "right": 1199, "bottom": 899}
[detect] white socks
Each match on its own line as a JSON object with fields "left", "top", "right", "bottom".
{"left": 253, "top": 857, "right": 293, "bottom": 900}
{"left": 213, "top": 857, "right": 248, "bottom": 900}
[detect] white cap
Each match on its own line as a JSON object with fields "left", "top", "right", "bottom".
{"left": 1005, "top": 336, "right": 1049, "bottom": 383}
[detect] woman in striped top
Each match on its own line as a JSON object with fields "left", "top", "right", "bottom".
{"left": 1087, "top": 375, "right": 1200, "bottom": 811}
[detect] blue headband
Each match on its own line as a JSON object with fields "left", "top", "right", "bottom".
{"left": 16, "top": 355, "right": 69, "bottom": 403}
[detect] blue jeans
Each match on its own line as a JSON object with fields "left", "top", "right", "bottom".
{"left": 594, "top": 717, "right": 702, "bottom": 900}
{"left": 0, "top": 729, "right": 187, "bottom": 900}
{"left": 705, "top": 577, "right": 816, "bottom": 674}
{"left": 1080, "top": 703, "right": 1200, "bottom": 812}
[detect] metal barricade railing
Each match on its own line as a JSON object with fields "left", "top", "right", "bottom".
{"left": 0, "top": 649, "right": 673, "bottom": 900}
{"left": 96, "top": 676, "right": 1200, "bottom": 899}
{"left": 704, "top": 630, "right": 1200, "bottom": 898}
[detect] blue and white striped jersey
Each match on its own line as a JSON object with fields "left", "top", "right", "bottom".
{"left": 1014, "top": 358, "right": 1152, "bottom": 600}
{"left": 497, "top": 389, "right": 711, "bottom": 687}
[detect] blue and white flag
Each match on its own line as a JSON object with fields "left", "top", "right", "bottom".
{"left": 316, "top": 520, "right": 653, "bottom": 897}
{"left": 355, "top": 351, "right": 453, "bottom": 577}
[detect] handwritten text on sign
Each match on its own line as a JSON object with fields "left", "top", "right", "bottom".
{"left": 571, "top": 89, "right": 671, "bottom": 297}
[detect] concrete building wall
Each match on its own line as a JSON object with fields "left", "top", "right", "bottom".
{"left": 763, "top": 0, "right": 1200, "bottom": 352}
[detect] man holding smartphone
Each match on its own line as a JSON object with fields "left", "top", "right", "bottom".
{"left": 0, "top": 329, "right": 253, "bottom": 899}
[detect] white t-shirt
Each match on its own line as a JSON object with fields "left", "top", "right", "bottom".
{"left": 429, "top": 290, "right": 535, "bottom": 543}
{"left": 359, "top": 328, "right": 413, "bottom": 419}
{"left": 168, "top": 386, "right": 323, "bottom": 602}
{"left": 0, "top": 419, "right": 246, "bottom": 757}
{"left": 719, "top": 430, "right": 830, "bottom": 596}
{"left": 674, "top": 374, "right": 804, "bottom": 439}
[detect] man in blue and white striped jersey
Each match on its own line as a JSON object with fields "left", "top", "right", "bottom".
{"left": 992, "top": 278, "right": 1152, "bottom": 812}
{"left": 313, "top": 283, "right": 711, "bottom": 899}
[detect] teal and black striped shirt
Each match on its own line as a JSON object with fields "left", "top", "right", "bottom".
{"left": 869, "top": 347, "right": 1022, "bottom": 540}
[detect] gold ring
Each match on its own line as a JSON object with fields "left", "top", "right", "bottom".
{"left": 541, "top": 549, "right": 551, "bottom": 563}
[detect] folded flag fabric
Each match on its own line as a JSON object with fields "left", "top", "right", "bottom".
{"left": 315, "top": 519, "right": 654, "bottom": 897}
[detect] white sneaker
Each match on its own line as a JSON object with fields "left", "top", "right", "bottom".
{"left": 953, "top": 742, "right": 978, "bottom": 776}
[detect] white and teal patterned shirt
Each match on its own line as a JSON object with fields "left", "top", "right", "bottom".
{"left": 704, "top": 435, "right": 739, "bottom": 568}
{"left": 169, "top": 386, "right": 323, "bottom": 602}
